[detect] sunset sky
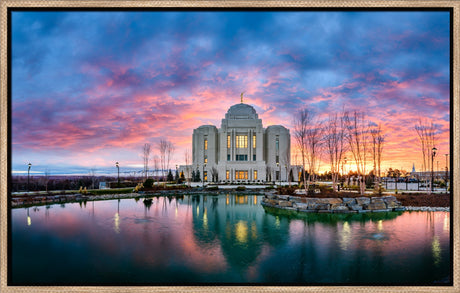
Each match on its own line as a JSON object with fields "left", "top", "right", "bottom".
{"left": 11, "top": 10, "right": 450, "bottom": 176}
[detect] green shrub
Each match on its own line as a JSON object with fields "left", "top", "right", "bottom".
{"left": 207, "top": 186, "right": 219, "bottom": 191}
{"left": 144, "top": 178, "right": 154, "bottom": 188}
{"left": 348, "top": 185, "right": 360, "bottom": 191}
{"left": 236, "top": 186, "right": 246, "bottom": 191}
{"left": 277, "top": 186, "right": 296, "bottom": 195}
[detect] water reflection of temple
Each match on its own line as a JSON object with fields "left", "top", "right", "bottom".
{"left": 188, "top": 194, "right": 290, "bottom": 270}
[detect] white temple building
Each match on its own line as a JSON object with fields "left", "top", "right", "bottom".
{"left": 183, "top": 99, "right": 291, "bottom": 183}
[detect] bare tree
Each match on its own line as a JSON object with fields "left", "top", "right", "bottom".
{"left": 89, "top": 168, "right": 97, "bottom": 189}
{"left": 166, "top": 142, "right": 174, "bottom": 180}
{"left": 142, "top": 143, "right": 151, "bottom": 180}
{"left": 344, "top": 111, "right": 370, "bottom": 195}
{"left": 305, "top": 117, "right": 324, "bottom": 187}
{"left": 184, "top": 148, "right": 192, "bottom": 186}
{"left": 370, "top": 124, "right": 385, "bottom": 186}
{"left": 158, "top": 139, "right": 175, "bottom": 182}
{"left": 282, "top": 151, "right": 291, "bottom": 187}
{"left": 293, "top": 108, "right": 311, "bottom": 192}
{"left": 44, "top": 169, "right": 50, "bottom": 193}
{"left": 415, "top": 119, "right": 437, "bottom": 194}
{"left": 324, "top": 112, "right": 347, "bottom": 191}
{"left": 153, "top": 154, "right": 160, "bottom": 185}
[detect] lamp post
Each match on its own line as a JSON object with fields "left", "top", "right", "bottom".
{"left": 445, "top": 154, "right": 448, "bottom": 192}
{"left": 417, "top": 174, "right": 420, "bottom": 191}
{"left": 394, "top": 170, "right": 398, "bottom": 194}
{"left": 405, "top": 173, "right": 408, "bottom": 191}
{"left": 27, "top": 163, "right": 32, "bottom": 192}
{"left": 115, "top": 162, "right": 120, "bottom": 187}
{"left": 343, "top": 157, "right": 348, "bottom": 188}
{"left": 431, "top": 147, "right": 437, "bottom": 192}
{"left": 203, "top": 163, "right": 206, "bottom": 187}
{"left": 436, "top": 160, "right": 439, "bottom": 182}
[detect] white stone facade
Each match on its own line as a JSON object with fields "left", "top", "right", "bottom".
{"left": 188, "top": 103, "right": 291, "bottom": 183}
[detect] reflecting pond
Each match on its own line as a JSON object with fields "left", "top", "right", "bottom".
{"left": 11, "top": 194, "right": 450, "bottom": 285}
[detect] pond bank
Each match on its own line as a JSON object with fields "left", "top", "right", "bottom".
{"left": 261, "top": 194, "right": 450, "bottom": 213}
{"left": 10, "top": 188, "right": 266, "bottom": 208}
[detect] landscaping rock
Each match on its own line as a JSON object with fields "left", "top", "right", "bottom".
{"left": 372, "top": 209, "right": 391, "bottom": 213}
{"left": 289, "top": 196, "right": 303, "bottom": 203}
{"left": 385, "top": 200, "right": 402, "bottom": 209}
{"left": 356, "top": 197, "right": 371, "bottom": 205}
{"left": 342, "top": 198, "right": 356, "bottom": 205}
{"left": 331, "top": 204, "right": 349, "bottom": 211}
{"left": 371, "top": 197, "right": 385, "bottom": 204}
{"left": 302, "top": 198, "right": 319, "bottom": 204}
{"left": 267, "top": 199, "right": 279, "bottom": 206}
{"left": 266, "top": 194, "right": 277, "bottom": 200}
{"left": 333, "top": 210, "right": 357, "bottom": 214}
{"left": 349, "top": 204, "right": 363, "bottom": 211}
{"left": 367, "top": 202, "right": 387, "bottom": 210}
{"left": 293, "top": 203, "right": 309, "bottom": 209}
{"left": 309, "top": 203, "right": 330, "bottom": 210}
{"left": 279, "top": 201, "right": 293, "bottom": 207}
{"left": 382, "top": 195, "right": 397, "bottom": 203}
{"left": 317, "top": 198, "right": 342, "bottom": 205}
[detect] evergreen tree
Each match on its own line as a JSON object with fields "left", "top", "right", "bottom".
{"left": 191, "top": 170, "right": 196, "bottom": 182}
{"left": 167, "top": 169, "right": 173, "bottom": 181}
{"left": 195, "top": 170, "right": 201, "bottom": 182}
{"left": 175, "top": 170, "right": 179, "bottom": 181}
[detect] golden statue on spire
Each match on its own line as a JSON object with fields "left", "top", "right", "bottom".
{"left": 241, "top": 92, "right": 245, "bottom": 103}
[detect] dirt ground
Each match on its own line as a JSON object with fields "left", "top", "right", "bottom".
{"left": 394, "top": 193, "right": 450, "bottom": 207}
{"left": 277, "top": 186, "right": 450, "bottom": 207}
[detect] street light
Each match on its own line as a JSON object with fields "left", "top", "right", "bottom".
{"left": 445, "top": 154, "right": 449, "bottom": 192}
{"left": 27, "top": 163, "right": 32, "bottom": 192}
{"left": 431, "top": 147, "right": 437, "bottom": 192}
{"left": 115, "top": 162, "right": 120, "bottom": 187}
{"left": 393, "top": 170, "right": 398, "bottom": 194}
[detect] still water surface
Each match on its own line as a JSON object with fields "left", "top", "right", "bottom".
{"left": 11, "top": 194, "right": 450, "bottom": 285}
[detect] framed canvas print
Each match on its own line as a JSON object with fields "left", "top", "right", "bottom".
{"left": 0, "top": 1, "right": 458, "bottom": 292}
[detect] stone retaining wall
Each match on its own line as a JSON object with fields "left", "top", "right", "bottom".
{"left": 11, "top": 193, "right": 139, "bottom": 208}
{"left": 11, "top": 189, "right": 266, "bottom": 208}
{"left": 261, "top": 194, "right": 405, "bottom": 213}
